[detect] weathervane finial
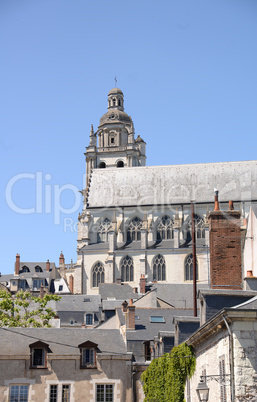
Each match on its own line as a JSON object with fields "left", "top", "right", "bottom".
{"left": 114, "top": 76, "right": 117, "bottom": 87}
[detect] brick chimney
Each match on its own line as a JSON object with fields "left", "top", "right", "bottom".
{"left": 46, "top": 259, "right": 50, "bottom": 272}
{"left": 69, "top": 275, "right": 74, "bottom": 294}
{"left": 40, "top": 283, "right": 44, "bottom": 299}
{"left": 59, "top": 252, "right": 65, "bottom": 265}
{"left": 15, "top": 253, "right": 20, "bottom": 275}
{"left": 208, "top": 197, "right": 242, "bottom": 290}
{"left": 140, "top": 274, "right": 146, "bottom": 294}
{"left": 126, "top": 299, "right": 135, "bottom": 330}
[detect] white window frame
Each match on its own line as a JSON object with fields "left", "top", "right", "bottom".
{"left": 45, "top": 381, "right": 75, "bottom": 402}
{"left": 90, "top": 379, "right": 120, "bottom": 402}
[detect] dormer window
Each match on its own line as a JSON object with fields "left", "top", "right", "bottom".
{"left": 35, "top": 265, "right": 43, "bottom": 273}
{"left": 85, "top": 313, "right": 93, "bottom": 326}
{"left": 78, "top": 341, "right": 98, "bottom": 369}
{"left": 21, "top": 266, "right": 30, "bottom": 273}
{"left": 29, "top": 341, "right": 50, "bottom": 369}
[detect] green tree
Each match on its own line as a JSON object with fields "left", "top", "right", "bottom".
{"left": 0, "top": 290, "right": 61, "bottom": 327}
{"left": 141, "top": 343, "right": 196, "bottom": 402}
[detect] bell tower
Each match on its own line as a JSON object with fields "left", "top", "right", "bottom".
{"left": 84, "top": 88, "right": 146, "bottom": 188}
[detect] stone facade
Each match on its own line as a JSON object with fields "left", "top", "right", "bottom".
{"left": 186, "top": 308, "right": 257, "bottom": 402}
{"left": 69, "top": 88, "right": 257, "bottom": 295}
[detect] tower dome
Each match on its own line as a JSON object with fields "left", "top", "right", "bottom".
{"left": 107, "top": 87, "right": 124, "bottom": 111}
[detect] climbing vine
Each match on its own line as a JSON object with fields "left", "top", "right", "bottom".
{"left": 141, "top": 343, "right": 196, "bottom": 402}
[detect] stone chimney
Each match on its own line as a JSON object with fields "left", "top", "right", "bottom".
{"left": 126, "top": 299, "right": 135, "bottom": 330}
{"left": 122, "top": 300, "right": 128, "bottom": 313}
{"left": 46, "top": 259, "right": 50, "bottom": 272}
{"left": 59, "top": 252, "right": 65, "bottom": 265}
{"left": 15, "top": 253, "right": 20, "bottom": 275}
{"left": 69, "top": 275, "right": 74, "bottom": 294}
{"left": 140, "top": 274, "right": 146, "bottom": 294}
{"left": 208, "top": 197, "right": 242, "bottom": 290}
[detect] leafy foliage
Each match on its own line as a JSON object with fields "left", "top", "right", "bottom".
{"left": 141, "top": 343, "right": 196, "bottom": 402}
{"left": 0, "top": 290, "right": 61, "bottom": 327}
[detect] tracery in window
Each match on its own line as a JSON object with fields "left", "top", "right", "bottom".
{"left": 184, "top": 253, "right": 198, "bottom": 281}
{"left": 153, "top": 254, "right": 166, "bottom": 281}
{"left": 157, "top": 215, "right": 174, "bottom": 241}
{"left": 92, "top": 262, "right": 105, "bottom": 287}
{"left": 121, "top": 256, "right": 134, "bottom": 282}
{"left": 188, "top": 214, "right": 205, "bottom": 239}
{"left": 97, "top": 218, "right": 111, "bottom": 243}
{"left": 127, "top": 217, "right": 142, "bottom": 242}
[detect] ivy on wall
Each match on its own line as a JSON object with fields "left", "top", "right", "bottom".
{"left": 141, "top": 343, "right": 196, "bottom": 402}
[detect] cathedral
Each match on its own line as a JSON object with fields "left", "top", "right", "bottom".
{"left": 65, "top": 87, "right": 257, "bottom": 295}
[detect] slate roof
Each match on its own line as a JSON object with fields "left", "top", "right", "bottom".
{"left": 0, "top": 327, "right": 127, "bottom": 356}
{"left": 99, "top": 283, "right": 140, "bottom": 301}
{"left": 86, "top": 161, "right": 257, "bottom": 208}
{"left": 117, "top": 307, "right": 194, "bottom": 341}
{"left": 232, "top": 295, "right": 257, "bottom": 310}
{"left": 149, "top": 283, "right": 209, "bottom": 309}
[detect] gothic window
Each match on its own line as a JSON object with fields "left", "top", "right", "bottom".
{"left": 188, "top": 214, "right": 205, "bottom": 239}
{"left": 99, "top": 162, "right": 106, "bottom": 168}
{"left": 157, "top": 216, "right": 174, "bottom": 241}
{"left": 127, "top": 217, "right": 142, "bottom": 242}
{"left": 92, "top": 262, "right": 105, "bottom": 287}
{"left": 184, "top": 253, "right": 198, "bottom": 281}
{"left": 153, "top": 254, "right": 166, "bottom": 281}
{"left": 97, "top": 218, "right": 111, "bottom": 243}
{"left": 121, "top": 256, "right": 134, "bottom": 282}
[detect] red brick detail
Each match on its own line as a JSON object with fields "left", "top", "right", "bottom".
{"left": 69, "top": 275, "right": 74, "bottom": 294}
{"left": 126, "top": 304, "right": 135, "bottom": 330}
{"left": 208, "top": 210, "right": 242, "bottom": 290}
{"left": 59, "top": 252, "right": 65, "bottom": 265}
{"left": 15, "top": 254, "right": 20, "bottom": 275}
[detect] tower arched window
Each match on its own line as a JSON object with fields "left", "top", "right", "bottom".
{"left": 153, "top": 254, "right": 166, "bottom": 281}
{"left": 118, "top": 99, "right": 121, "bottom": 106}
{"left": 121, "top": 256, "right": 134, "bottom": 282}
{"left": 97, "top": 218, "right": 111, "bottom": 243}
{"left": 127, "top": 217, "right": 142, "bottom": 242}
{"left": 184, "top": 253, "right": 198, "bottom": 281}
{"left": 117, "top": 160, "right": 124, "bottom": 168}
{"left": 92, "top": 262, "right": 105, "bottom": 288}
{"left": 113, "top": 99, "right": 116, "bottom": 106}
{"left": 99, "top": 162, "right": 106, "bottom": 169}
{"left": 157, "top": 216, "right": 174, "bottom": 241}
{"left": 188, "top": 214, "right": 205, "bottom": 239}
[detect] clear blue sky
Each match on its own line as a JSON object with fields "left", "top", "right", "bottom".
{"left": 1, "top": 0, "right": 257, "bottom": 274}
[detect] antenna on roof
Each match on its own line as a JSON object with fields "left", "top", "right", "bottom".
{"left": 114, "top": 76, "right": 117, "bottom": 87}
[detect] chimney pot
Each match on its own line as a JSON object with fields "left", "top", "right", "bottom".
{"left": 59, "top": 252, "right": 65, "bottom": 265}
{"left": 214, "top": 190, "right": 220, "bottom": 211}
{"left": 46, "top": 259, "right": 50, "bottom": 272}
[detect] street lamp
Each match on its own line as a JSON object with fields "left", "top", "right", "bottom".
{"left": 196, "top": 378, "right": 209, "bottom": 401}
